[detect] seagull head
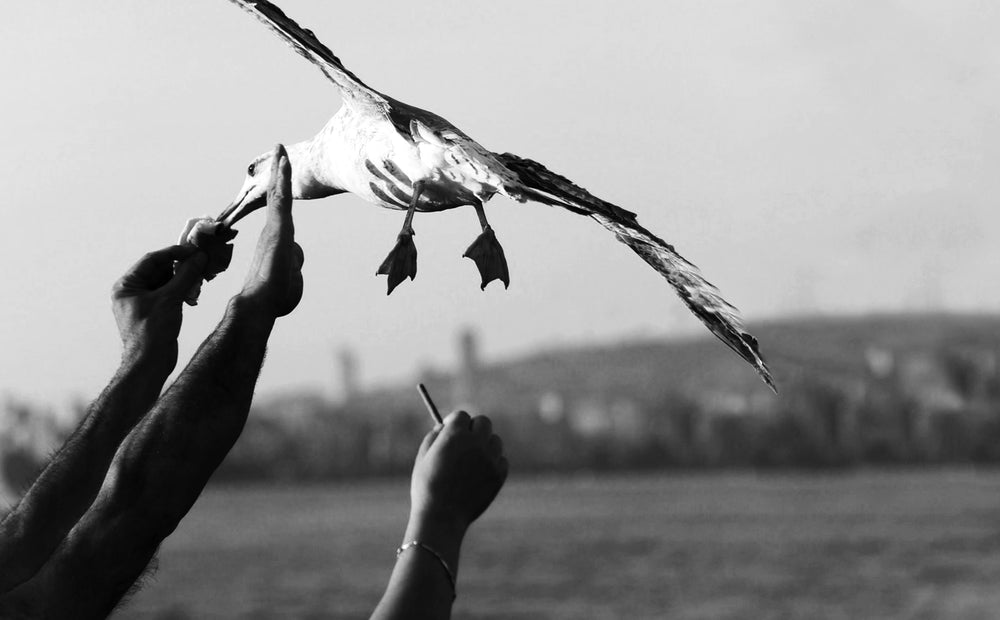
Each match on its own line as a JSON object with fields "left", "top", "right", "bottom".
{"left": 217, "top": 141, "right": 343, "bottom": 228}
{"left": 216, "top": 151, "right": 277, "bottom": 228}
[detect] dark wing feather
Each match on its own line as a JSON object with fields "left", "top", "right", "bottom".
{"left": 227, "top": 0, "right": 387, "bottom": 107}
{"left": 384, "top": 96, "right": 476, "bottom": 145}
{"left": 497, "top": 153, "right": 776, "bottom": 392}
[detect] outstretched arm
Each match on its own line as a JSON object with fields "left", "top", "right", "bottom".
{"left": 0, "top": 244, "right": 208, "bottom": 594}
{"left": 7, "top": 145, "right": 303, "bottom": 618}
{"left": 371, "top": 411, "right": 509, "bottom": 620}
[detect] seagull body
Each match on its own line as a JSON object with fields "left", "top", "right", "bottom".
{"left": 314, "top": 102, "right": 515, "bottom": 213}
{"left": 217, "top": 0, "right": 776, "bottom": 391}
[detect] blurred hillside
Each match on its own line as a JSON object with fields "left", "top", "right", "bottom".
{"left": 391, "top": 313, "right": 1000, "bottom": 411}
{"left": 4, "top": 313, "right": 1000, "bottom": 493}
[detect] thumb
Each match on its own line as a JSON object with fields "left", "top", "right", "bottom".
{"left": 266, "top": 144, "right": 293, "bottom": 221}
{"left": 162, "top": 251, "right": 208, "bottom": 300}
{"left": 417, "top": 425, "right": 443, "bottom": 459}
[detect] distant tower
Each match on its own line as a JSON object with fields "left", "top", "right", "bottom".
{"left": 452, "top": 328, "right": 480, "bottom": 408}
{"left": 337, "top": 347, "right": 359, "bottom": 403}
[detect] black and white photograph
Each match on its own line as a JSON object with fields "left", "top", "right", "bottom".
{"left": 1, "top": 1, "right": 998, "bottom": 618}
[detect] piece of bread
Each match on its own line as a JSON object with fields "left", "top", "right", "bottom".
{"left": 177, "top": 217, "right": 237, "bottom": 305}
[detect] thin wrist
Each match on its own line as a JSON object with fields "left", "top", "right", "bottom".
{"left": 405, "top": 507, "right": 468, "bottom": 564}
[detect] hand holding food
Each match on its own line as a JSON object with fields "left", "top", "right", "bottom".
{"left": 176, "top": 217, "right": 237, "bottom": 305}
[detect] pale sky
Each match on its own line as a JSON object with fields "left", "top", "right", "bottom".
{"left": 1, "top": 1, "right": 998, "bottom": 407}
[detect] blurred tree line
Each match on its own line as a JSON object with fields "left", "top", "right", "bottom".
{"left": 4, "top": 336, "right": 1000, "bottom": 489}
{"left": 183, "top": 340, "right": 1000, "bottom": 478}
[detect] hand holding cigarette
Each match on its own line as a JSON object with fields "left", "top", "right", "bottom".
{"left": 417, "top": 383, "right": 443, "bottom": 425}
{"left": 409, "top": 400, "right": 508, "bottom": 533}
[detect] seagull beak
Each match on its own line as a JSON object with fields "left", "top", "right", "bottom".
{"left": 216, "top": 195, "right": 244, "bottom": 227}
{"left": 216, "top": 188, "right": 265, "bottom": 228}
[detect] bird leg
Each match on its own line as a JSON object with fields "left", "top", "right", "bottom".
{"left": 463, "top": 201, "right": 510, "bottom": 290}
{"left": 377, "top": 181, "right": 424, "bottom": 295}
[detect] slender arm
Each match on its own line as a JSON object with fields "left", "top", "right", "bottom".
{"left": 371, "top": 511, "right": 467, "bottom": 620}
{"left": 371, "top": 411, "right": 508, "bottom": 620}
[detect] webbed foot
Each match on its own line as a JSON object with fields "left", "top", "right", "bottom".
{"left": 377, "top": 231, "right": 417, "bottom": 295}
{"left": 463, "top": 226, "right": 509, "bottom": 290}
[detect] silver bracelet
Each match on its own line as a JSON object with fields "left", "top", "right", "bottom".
{"left": 396, "top": 540, "right": 457, "bottom": 600}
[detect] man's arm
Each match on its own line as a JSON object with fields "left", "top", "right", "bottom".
{"left": 371, "top": 411, "right": 509, "bottom": 620}
{"left": 0, "top": 245, "right": 208, "bottom": 594}
{"left": 9, "top": 145, "right": 302, "bottom": 618}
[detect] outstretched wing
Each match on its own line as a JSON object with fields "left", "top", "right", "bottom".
{"left": 497, "top": 153, "right": 776, "bottom": 392}
{"left": 227, "top": 0, "right": 388, "bottom": 107}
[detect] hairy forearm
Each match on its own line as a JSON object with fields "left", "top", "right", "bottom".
{"left": 0, "top": 351, "right": 173, "bottom": 593}
{"left": 117, "top": 295, "right": 275, "bottom": 530}
{"left": 371, "top": 511, "right": 466, "bottom": 620}
{"left": 17, "top": 296, "right": 278, "bottom": 617}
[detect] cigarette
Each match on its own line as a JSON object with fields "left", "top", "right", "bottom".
{"left": 417, "top": 383, "right": 443, "bottom": 425}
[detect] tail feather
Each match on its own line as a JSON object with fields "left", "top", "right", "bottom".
{"left": 497, "top": 152, "right": 776, "bottom": 392}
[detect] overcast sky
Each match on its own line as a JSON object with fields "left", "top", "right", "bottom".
{"left": 1, "top": 0, "right": 997, "bottom": 407}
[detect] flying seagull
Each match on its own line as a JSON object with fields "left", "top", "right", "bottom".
{"left": 215, "top": 0, "right": 776, "bottom": 391}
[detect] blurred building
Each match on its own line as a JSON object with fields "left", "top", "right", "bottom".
{"left": 337, "top": 347, "right": 360, "bottom": 404}
{"left": 451, "top": 327, "right": 481, "bottom": 410}
{"left": 7, "top": 313, "right": 1000, "bottom": 488}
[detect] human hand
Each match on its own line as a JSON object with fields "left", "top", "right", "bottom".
{"left": 112, "top": 244, "right": 209, "bottom": 365}
{"left": 177, "top": 218, "right": 237, "bottom": 305}
{"left": 410, "top": 411, "right": 509, "bottom": 534}
{"left": 239, "top": 144, "right": 304, "bottom": 318}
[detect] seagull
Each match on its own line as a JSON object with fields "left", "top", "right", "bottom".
{"left": 215, "top": 0, "right": 776, "bottom": 391}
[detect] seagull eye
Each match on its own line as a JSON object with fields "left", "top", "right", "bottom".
{"left": 247, "top": 162, "right": 256, "bottom": 176}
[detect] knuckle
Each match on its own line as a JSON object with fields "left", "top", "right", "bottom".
{"left": 473, "top": 415, "right": 493, "bottom": 431}
{"left": 443, "top": 411, "right": 472, "bottom": 432}
{"left": 111, "top": 278, "right": 131, "bottom": 298}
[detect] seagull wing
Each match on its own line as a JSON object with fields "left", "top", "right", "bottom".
{"left": 497, "top": 152, "right": 776, "bottom": 392}
{"left": 227, "top": 0, "right": 387, "bottom": 107}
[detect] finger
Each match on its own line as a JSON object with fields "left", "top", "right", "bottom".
{"left": 487, "top": 434, "right": 504, "bottom": 458}
{"left": 161, "top": 252, "right": 208, "bottom": 300}
{"left": 266, "top": 145, "right": 293, "bottom": 223}
{"left": 117, "top": 245, "right": 198, "bottom": 292}
{"left": 417, "top": 425, "right": 443, "bottom": 458}
{"left": 149, "top": 244, "right": 200, "bottom": 263}
{"left": 128, "top": 245, "right": 198, "bottom": 277}
{"left": 443, "top": 410, "right": 471, "bottom": 430}
{"left": 497, "top": 456, "right": 510, "bottom": 482}
{"left": 470, "top": 415, "right": 493, "bottom": 437}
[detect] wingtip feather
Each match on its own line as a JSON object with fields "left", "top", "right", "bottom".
{"left": 496, "top": 152, "right": 777, "bottom": 392}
